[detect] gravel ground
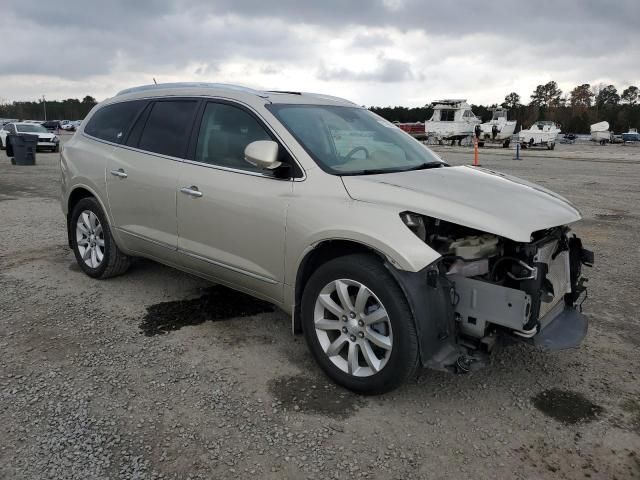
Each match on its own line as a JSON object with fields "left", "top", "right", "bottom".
{"left": 1, "top": 134, "right": 639, "bottom": 479}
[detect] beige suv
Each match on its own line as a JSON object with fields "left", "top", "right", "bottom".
{"left": 61, "top": 83, "right": 593, "bottom": 393}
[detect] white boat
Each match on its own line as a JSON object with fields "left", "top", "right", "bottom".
{"left": 590, "top": 121, "right": 612, "bottom": 145}
{"left": 478, "top": 108, "right": 517, "bottom": 148}
{"left": 424, "top": 99, "right": 481, "bottom": 144}
{"left": 518, "top": 121, "right": 561, "bottom": 150}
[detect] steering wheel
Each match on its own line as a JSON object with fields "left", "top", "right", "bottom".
{"left": 345, "top": 146, "right": 369, "bottom": 160}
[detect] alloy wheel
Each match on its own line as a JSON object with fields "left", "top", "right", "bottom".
{"left": 313, "top": 279, "right": 393, "bottom": 377}
{"left": 75, "top": 210, "right": 105, "bottom": 269}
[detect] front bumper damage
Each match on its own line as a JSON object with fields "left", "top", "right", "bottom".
{"left": 531, "top": 301, "right": 588, "bottom": 352}
{"left": 386, "top": 232, "right": 594, "bottom": 373}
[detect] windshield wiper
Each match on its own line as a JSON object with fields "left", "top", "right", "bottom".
{"left": 339, "top": 162, "right": 443, "bottom": 176}
{"left": 340, "top": 167, "right": 400, "bottom": 176}
{"left": 400, "top": 162, "right": 444, "bottom": 172}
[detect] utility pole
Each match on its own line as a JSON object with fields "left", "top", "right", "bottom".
{"left": 42, "top": 95, "right": 47, "bottom": 121}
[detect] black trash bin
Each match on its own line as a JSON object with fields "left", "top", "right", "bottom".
{"left": 6, "top": 134, "right": 37, "bottom": 165}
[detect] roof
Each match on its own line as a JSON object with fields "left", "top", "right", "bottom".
{"left": 429, "top": 99, "right": 471, "bottom": 109}
{"left": 111, "top": 82, "right": 358, "bottom": 107}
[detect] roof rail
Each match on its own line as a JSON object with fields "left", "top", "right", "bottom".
{"left": 115, "top": 82, "right": 269, "bottom": 98}
{"left": 266, "top": 90, "right": 302, "bottom": 95}
{"left": 301, "top": 92, "right": 358, "bottom": 106}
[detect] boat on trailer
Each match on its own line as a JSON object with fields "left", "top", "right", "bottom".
{"left": 590, "top": 121, "right": 612, "bottom": 145}
{"left": 424, "top": 99, "right": 481, "bottom": 145}
{"left": 518, "top": 121, "right": 561, "bottom": 150}
{"left": 478, "top": 108, "right": 517, "bottom": 148}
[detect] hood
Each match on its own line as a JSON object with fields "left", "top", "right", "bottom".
{"left": 341, "top": 166, "right": 581, "bottom": 242}
{"left": 20, "top": 132, "right": 53, "bottom": 139}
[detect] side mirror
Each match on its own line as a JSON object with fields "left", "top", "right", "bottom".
{"left": 244, "top": 140, "right": 281, "bottom": 170}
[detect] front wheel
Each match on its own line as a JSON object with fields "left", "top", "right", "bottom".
{"left": 301, "top": 254, "right": 419, "bottom": 394}
{"left": 70, "top": 197, "right": 131, "bottom": 279}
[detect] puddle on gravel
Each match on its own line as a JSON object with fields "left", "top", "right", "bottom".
{"left": 268, "top": 374, "right": 362, "bottom": 419}
{"left": 532, "top": 388, "right": 603, "bottom": 424}
{"left": 139, "top": 285, "right": 274, "bottom": 336}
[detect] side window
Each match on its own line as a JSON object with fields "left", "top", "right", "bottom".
{"left": 137, "top": 100, "right": 198, "bottom": 158}
{"left": 84, "top": 101, "right": 145, "bottom": 143}
{"left": 124, "top": 103, "right": 151, "bottom": 148}
{"left": 195, "top": 102, "right": 271, "bottom": 171}
{"left": 441, "top": 110, "right": 455, "bottom": 121}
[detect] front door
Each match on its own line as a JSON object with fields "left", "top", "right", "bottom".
{"left": 176, "top": 101, "right": 292, "bottom": 302}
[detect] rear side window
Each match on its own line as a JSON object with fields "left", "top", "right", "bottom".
{"left": 84, "top": 101, "right": 145, "bottom": 143}
{"left": 137, "top": 100, "right": 198, "bottom": 158}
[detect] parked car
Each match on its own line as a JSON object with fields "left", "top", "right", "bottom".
{"left": 0, "top": 122, "right": 60, "bottom": 152}
{"left": 41, "top": 120, "right": 61, "bottom": 131}
{"left": 61, "top": 83, "right": 594, "bottom": 393}
{"left": 60, "top": 120, "right": 80, "bottom": 131}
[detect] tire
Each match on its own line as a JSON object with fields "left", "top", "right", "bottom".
{"left": 503, "top": 139, "right": 510, "bottom": 148}
{"left": 301, "top": 254, "right": 419, "bottom": 394}
{"left": 70, "top": 197, "right": 131, "bottom": 279}
{"left": 0, "top": 137, "right": 4, "bottom": 150}
{"left": 53, "top": 145, "right": 60, "bottom": 153}
{"left": 6, "top": 139, "right": 13, "bottom": 157}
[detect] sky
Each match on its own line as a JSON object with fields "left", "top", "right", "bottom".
{"left": 1, "top": 0, "right": 638, "bottom": 107}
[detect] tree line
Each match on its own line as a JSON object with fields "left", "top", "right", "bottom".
{"left": 0, "top": 96, "right": 98, "bottom": 121}
{"left": 2, "top": 82, "right": 639, "bottom": 133}
{"left": 370, "top": 82, "right": 640, "bottom": 134}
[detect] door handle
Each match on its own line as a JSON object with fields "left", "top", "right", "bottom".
{"left": 110, "top": 168, "right": 127, "bottom": 178}
{"left": 180, "top": 186, "right": 203, "bottom": 198}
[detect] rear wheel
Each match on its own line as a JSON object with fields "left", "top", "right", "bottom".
{"left": 301, "top": 254, "right": 419, "bottom": 394}
{"left": 70, "top": 197, "right": 131, "bottom": 279}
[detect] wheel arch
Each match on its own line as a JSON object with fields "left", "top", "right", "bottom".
{"left": 292, "top": 239, "right": 391, "bottom": 333}
{"left": 65, "top": 185, "right": 112, "bottom": 249}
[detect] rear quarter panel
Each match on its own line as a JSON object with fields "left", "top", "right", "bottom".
{"left": 61, "top": 134, "right": 115, "bottom": 228}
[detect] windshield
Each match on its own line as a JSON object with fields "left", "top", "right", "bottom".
{"left": 16, "top": 124, "right": 48, "bottom": 133}
{"left": 267, "top": 104, "right": 443, "bottom": 175}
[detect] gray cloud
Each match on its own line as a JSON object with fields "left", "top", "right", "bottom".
{"left": 0, "top": 0, "right": 638, "bottom": 104}
{"left": 318, "top": 57, "right": 417, "bottom": 83}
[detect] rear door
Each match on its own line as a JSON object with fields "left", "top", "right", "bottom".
{"left": 105, "top": 99, "right": 200, "bottom": 253}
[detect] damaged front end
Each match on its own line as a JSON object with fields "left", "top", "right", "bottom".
{"left": 390, "top": 212, "right": 594, "bottom": 373}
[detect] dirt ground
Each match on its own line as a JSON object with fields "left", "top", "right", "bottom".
{"left": 1, "top": 135, "right": 639, "bottom": 479}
